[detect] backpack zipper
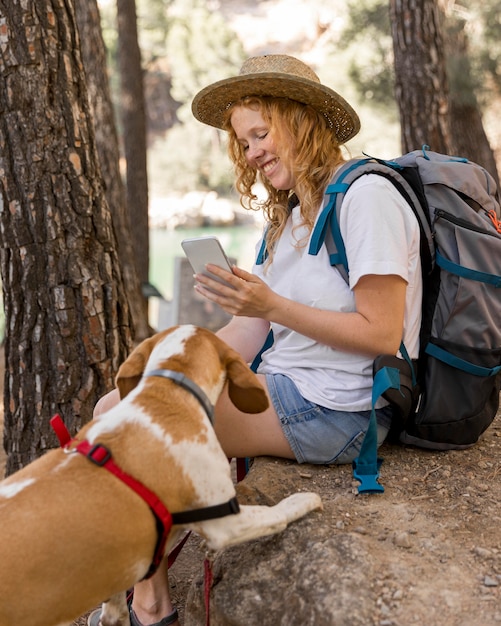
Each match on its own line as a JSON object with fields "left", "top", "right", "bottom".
{"left": 435, "top": 209, "right": 499, "bottom": 237}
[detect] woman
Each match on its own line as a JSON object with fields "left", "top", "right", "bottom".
{"left": 89, "top": 54, "right": 422, "bottom": 626}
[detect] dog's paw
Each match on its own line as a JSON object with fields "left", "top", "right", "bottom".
{"left": 274, "top": 492, "right": 323, "bottom": 521}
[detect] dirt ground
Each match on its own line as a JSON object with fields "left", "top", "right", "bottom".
{"left": 1, "top": 350, "right": 500, "bottom": 624}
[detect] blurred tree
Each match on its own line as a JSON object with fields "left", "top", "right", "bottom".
{"left": 75, "top": 0, "right": 150, "bottom": 339}
{"left": 117, "top": 0, "right": 150, "bottom": 319}
{"left": 443, "top": 3, "right": 499, "bottom": 185}
{"left": 157, "top": 0, "right": 246, "bottom": 194}
{"left": 100, "top": 0, "right": 245, "bottom": 196}
{"left": 478, "top": 0, "right": 501, "bottom": 94}
{"left": 389, "top": 0, "right": 451, "bottom": 153}
{"left": 100, "top": 0, "right": 181, "bottom": 139}
{"left": 0, "top": 0, "right": 133, "bottom": 473}
{"left": 338, "top": 0, "right": 395, "bottom": 109}
{"left": 341, "top": 0, "right": 499, "bottom": 180}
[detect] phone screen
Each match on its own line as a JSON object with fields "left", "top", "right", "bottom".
{"left": 181, "top": 236, "right": 233, "bottom": 286}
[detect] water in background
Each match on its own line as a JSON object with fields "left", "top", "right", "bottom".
{"left": 149, "top": 224, "right": 263, "bottom": 300}
{"left": 148, "top": 224, "right": 263, "bottom": 328}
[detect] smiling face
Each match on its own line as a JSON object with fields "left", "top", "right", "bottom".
{"left": 230, "top": 105, "right": 296, "bottom": 191}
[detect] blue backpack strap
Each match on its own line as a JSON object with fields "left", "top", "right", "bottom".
{"left": 436, "top": 251, "right": 501, "bottom": 287}
{"left": 352, "top": 364, "right": 403, "bottom": 493}
{"left": 309, "top": 156, "right": 434, "bottom": 280}
{"left": 309, "top": 159, "right": 431, "bottom": 493}
{"left": 426, "top": 343, "right": 501, "bottom": 377}
{"left": 399, "top": 341, "right": 418, "bottom": 388}
{"left": 250, "top": 329, "right": 274, "bottom": 372}
{"left": 255, "top": 227, "right": 269, "bottom": 266}
{"left": 309, "top": 158, "right": 374, "bottom": 279}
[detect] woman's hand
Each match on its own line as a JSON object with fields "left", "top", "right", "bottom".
{"left": 194, "top": 264, "right": 279, "bottom": 319}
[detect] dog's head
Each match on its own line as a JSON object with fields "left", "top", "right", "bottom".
{"left": 116, "top": 325, "right": 269, "bottom": 414}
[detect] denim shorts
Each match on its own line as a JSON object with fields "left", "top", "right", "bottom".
{"left": 266, "top": 373, "right": 393, "bottom": 465}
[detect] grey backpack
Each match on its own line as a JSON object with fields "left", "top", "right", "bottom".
{"left": 308, "top": 147, "right": 501, "bottom": 492}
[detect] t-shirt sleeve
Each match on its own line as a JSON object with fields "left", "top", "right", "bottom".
{"left": 339, "top": 174, "right": 418, "bottom": 289}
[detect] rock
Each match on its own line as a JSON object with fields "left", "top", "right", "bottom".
{"left": 393, "top": 531, "right": 411, "bottom": 549}
{"left": 183, "top": 410, "right": 501, "bottom": 625}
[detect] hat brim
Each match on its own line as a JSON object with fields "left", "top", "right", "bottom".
{"left": 192, "top": 72, "right": 360, "bottom": 144}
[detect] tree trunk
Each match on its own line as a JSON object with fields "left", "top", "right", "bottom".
{"left": 449, "top": 100, "right": 500, "bottom": 187}
{"left": 117, "top": 0, "right": 150, "bottom": 322}
{"left": 75, "top": 0, "right": 150, "bottom": 340}
{"left": 0, "top": 0, "right": 133, "bottom": 473}
{"left": 445, "top": 15, "right": 500, "bottom": 186}
{"left": 389, "top": 0, "right": 452, "bottom": 154}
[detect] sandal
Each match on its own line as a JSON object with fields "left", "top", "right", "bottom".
{"left": 87, "top": 606, "right": 179, "bottom": 626}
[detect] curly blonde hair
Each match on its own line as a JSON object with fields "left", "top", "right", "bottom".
{"left": 223, "top": 96, "right": 346, "bottom": 261}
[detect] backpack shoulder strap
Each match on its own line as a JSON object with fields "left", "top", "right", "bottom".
{"left": 309, "top": 155, "right": 434, "bottom": 282}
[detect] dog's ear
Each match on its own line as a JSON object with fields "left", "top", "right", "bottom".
{"left": 224, "top": 349, "right": 269, "bottom": 414}
{"left": 115, "top": 335, "right": 159, "bottom": 399}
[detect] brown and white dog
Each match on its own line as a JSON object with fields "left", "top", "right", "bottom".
{"left": 0, "top": 325, "right": 322, "bottom": 626}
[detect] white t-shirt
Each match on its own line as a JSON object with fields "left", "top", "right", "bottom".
{"left": 254, "top": 174, "right": 423, "bottom": 411}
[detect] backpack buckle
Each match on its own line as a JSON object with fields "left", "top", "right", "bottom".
{"left": 352, "top": 458, "right": 384, "bottom": 494}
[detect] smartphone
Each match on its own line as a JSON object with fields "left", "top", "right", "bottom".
{"left": 181, "top": 236, "right": 233, "bottom": 286}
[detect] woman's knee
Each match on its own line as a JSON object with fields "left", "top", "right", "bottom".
{"left": 94, "top": 388, "right": 120, "bottom": 418}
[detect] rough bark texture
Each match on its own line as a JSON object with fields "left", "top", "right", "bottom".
{"left": 390, "top": 0, "right": 451, "bottom": 154}
{"left": 75, "top": 0, "right": 150, "bottom": 340}
{"left": 117, "top": 0, "right": 150, "bottom": 322}
{"left": 0, "top": 0, "right": 133, "bottom": 473}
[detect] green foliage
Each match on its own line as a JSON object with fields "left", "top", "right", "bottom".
{"left": 98, "top": 0, "right": 500, "bottom": 196}
{"left": 337, "top": 0, "right": 395, "bottom": 109}
{"left": 136, "top": 0, "right": 172, "bottom": 60}
{"left": 148, "top": 123, "right": 234, "bottom": 196}
{"left": 462, "top": 0, "right": 501, "bottom": 96}
{"left": 98, "top": 0, "right": 245, "bottom": 197}
{"left": 480, "top": 3, "right": 501, "bottom": 92}
{"left": 338, "top": 0, "right": 501, "bottom": 114}
{"left": 165, "top": 0, "right": 245, "bottom": 108}
{"left": 156, "top": 0, "right": 245, "bottom": 194}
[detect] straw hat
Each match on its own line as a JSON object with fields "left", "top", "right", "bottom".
{"left": 191, "top": 54, "right": 360, "bottom": 144}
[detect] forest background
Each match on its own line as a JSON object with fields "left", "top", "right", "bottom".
{"left": 0, "top": 0, "right": 500, "bottom": 473}
{"left": 100, "top": 0, "right": 501, "bottom": 207}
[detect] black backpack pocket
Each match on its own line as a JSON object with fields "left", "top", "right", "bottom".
{"left": 403, "top": 341, "right": 501, "bottom": 449}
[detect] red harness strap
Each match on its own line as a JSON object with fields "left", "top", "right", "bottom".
{"left": 52, "top": 402, "right": 241, "bottom": 624}
{"left": 204, "top": 557, "right": 214, "bottom": 626}
{"left": 50, "top": 414, "right": 172, "bottom": 579}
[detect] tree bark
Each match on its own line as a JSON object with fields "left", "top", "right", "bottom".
{"left": 389, "top": 0, "right": 452, "bottom": 154}
{"left": 75, "top": 0, "right": 150, "bottom": 340}
{"left": 117, "top": 0, "right": 150, "bottom": 322}
{"left": 449, "top": 100, "right": 500, "bottom": 188}
{"left": 0, "top": 0, "right": 133, "bottom": 473}
{"left": 445, "top": 16, "right": 500, "bottom": 186}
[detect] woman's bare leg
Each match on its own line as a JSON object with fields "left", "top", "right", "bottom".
{"left": 130, "top": 558, "right": 178, "bottom": 625}
{"left": 213, "top": 373, "right": 295, "bottom": 460}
